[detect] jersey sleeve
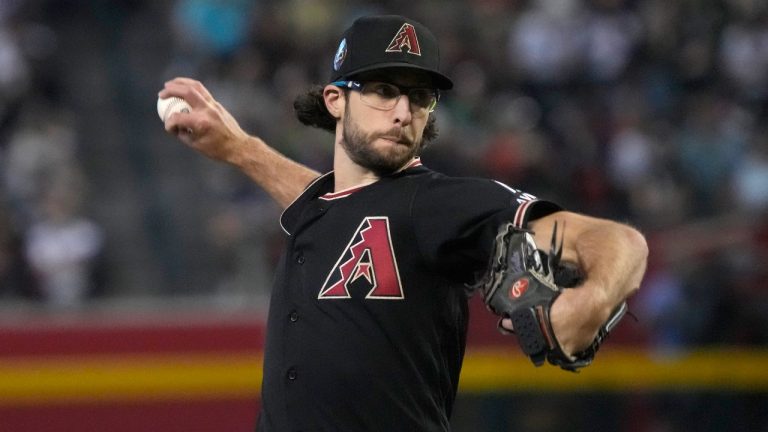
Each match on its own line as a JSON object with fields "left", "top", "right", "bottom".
{"left": 410, "top": 176, "right": 561, "bottom": 284}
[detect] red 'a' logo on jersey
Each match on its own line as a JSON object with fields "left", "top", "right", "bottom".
{"left": 385, "top": 23, "right": 421, "bottom": 56}
{"left": 318, "top": 217, "right": 404, "bottom": 300}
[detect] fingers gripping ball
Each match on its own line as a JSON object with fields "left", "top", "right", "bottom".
{"left": 157, "top": 96, "right": 191, "bottom": 122}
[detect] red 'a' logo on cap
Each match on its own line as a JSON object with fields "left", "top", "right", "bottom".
{"left": 385, "top": 23, "right": 422, "bottom": 56}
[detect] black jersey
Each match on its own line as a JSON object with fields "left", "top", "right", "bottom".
{"left": 257, "top": 160, "right": 560, "bottom": 432}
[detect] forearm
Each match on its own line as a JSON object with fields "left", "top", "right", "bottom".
{"left": 534, "top": 212, "right": 648, "bottom": 355}
{"left": 571, "top": 219, "right": 648, "bottom": 325}
{"left": 159, "top": 77, "right": 321, "bottom": 209}
{"left": 227, "top": 136, "right": 321, "bottom": 209}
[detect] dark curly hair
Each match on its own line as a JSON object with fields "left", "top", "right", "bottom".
{"left": 293, "top": 85, "right": 439, "bottom": 143}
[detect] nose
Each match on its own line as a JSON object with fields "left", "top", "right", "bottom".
{"left": 391, "top": 94, "right": 413, "bottom": 125}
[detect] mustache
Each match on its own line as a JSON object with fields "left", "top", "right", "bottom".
{"left": 376, "top": 128, "right": 414, "bottom": 145}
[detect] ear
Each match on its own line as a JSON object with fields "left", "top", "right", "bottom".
{"left": 323, "top": 85, "right": 345, "bottom": 119}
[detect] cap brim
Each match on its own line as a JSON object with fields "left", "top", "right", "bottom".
{"left": 340, "top": 62, "right": 453, "bottom": 90}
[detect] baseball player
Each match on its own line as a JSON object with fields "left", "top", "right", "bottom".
{"left": 160, "top": 15, "right": 648, "bottom": 432}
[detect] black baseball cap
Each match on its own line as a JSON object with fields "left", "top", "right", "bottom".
{"left": 329, "top": 15, "right": 454, "bottom": 90}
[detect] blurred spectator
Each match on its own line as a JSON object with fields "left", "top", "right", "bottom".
{"left": 634, "top": 265, "right": 687, "bottom": 351}
{"left": 0, "top": 8, "right": 30, "bottom": 145}
{"left": 171, "top": 0, "right": 257, "bottom": 59}
{"left": 508, "top": 0, "right": 586, "bottom": 85}
{"left": 583, "top": 0, "right": 642, "bottom": 82}
{"left": 24, "top": 182, "right": 104, "bottom": 309}
{"left": 719, "top": 6, "right": 768, "bottom": 100}
{"left": 0, "top": 201, "right": 36, "bottom": 298}
{"left": 675, "top": 92, "right": 748, "bottom": 215}
{"left": 1, "top": 102, "right": 78, "bottom": 220}
{"left": 606, "top": 112, "right": 653, "bottom": 193}
{"left": 0, "top": 93, "right": 104, "bottom": 307}
{"left": 733, "top": 128, "right": 768, "bottom": 212}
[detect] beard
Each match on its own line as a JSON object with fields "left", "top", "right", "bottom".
{"left": 341, "top": 109, "right": 422, "bottom": 176}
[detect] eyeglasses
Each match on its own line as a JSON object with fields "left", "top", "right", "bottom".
{"left": 332, "top": 80, "right": 440, "bottom": 113}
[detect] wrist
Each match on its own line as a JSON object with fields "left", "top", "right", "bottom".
{"left": 551, "top": 287, "right": 607, "bottom": 354}
{"left": 577, "top": 280, "right": 614, "bottom": 327}
{"left": 225, "top": 135, "right": 261, "bottom": 167}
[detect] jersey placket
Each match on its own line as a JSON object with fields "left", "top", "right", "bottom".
{"left": 282, "top": 197, "right": 330, "bottom": 428}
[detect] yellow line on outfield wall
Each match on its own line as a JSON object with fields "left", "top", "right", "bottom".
{"left": 1, "top": 348, "right": 768, "bottom": 404}
{"left": 459, "top": 348, "right": 768, "bottom": 393}
{"left": 0, "top": 354, "right": 263, "bottom": 404}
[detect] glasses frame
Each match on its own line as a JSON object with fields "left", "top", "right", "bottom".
{"left": 331, "top": 80, "right": 440, "bottom": 113}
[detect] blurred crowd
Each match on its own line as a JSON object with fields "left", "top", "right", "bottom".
{"left": 0, "top": 0, "right": 766, "bottom": 347}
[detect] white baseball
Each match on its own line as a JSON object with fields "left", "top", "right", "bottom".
{"left": 157, "top": 96, "right": 191, "bottom": 122}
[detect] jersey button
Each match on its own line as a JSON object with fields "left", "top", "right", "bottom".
{"left": 296, "top": 255, "right": 305, "bottom": 265}
{"left": 289, "top": 311, "right": 299, "bottom": 322}
{"left": 287, "top": 368, "right": 297, "bottom": 380}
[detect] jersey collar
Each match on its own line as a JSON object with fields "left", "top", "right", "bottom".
{"left": 280, "top": 158, "right": 425, "bottom": 235}
{"left": 318, "top": 158, "right": 423, "bottom": 201}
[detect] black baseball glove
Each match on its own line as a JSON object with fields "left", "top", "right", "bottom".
{"left": 479, "top": 221, "right": 627, "bottom": 372}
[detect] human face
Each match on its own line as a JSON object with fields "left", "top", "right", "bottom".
{"left": 338, "top": 71, "right": 435, "bottom": 176}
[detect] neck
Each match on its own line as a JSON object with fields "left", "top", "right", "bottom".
{"left": 332, "top": 149, "right": 420, "bottom": 192}
{"left": 332, "top": 141, "right": 380, "bottom": 192}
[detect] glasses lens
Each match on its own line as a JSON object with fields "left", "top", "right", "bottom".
{"left": 359, "top": 82, "right": 438, "bottom": 113}
{"left": 408, "top": 89, "right": 438, "bottom": 112}
{"left": 360, "top": 83, "right": 399, "bottom": 110}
